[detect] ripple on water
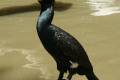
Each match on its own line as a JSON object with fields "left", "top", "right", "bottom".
{"left": 0, "top": 48, "right": 51, "bottom": 80}
{"left": 87, "top": 0, "right": 120, "bottom": 16}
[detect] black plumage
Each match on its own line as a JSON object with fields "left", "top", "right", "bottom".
{"left": 37, "top": 0, "right": 99, "bottom": 80}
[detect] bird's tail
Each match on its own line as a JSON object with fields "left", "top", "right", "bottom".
{"left": 86, "top": 72, "right": 99, "bottom": 80}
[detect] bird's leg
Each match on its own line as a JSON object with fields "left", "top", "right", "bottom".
{"left": 57, "top": 71, "right": 64, "bottom": 80}
{"left": 65, "top": 73, "right": 73, "bottom": 80}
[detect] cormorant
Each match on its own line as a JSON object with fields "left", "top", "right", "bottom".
{"left": 36, "top": 0, "right": 99, "bottom": 80}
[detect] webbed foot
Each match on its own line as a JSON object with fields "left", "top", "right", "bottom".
{"left": 62, "top": 78, "right": 69, "bottom": 80}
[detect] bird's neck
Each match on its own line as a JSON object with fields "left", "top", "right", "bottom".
{"left": 37, "top": 2, "right": 54, "bottom": 29}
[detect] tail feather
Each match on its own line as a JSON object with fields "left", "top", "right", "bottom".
{"left": 86, "top": 72, "right": 99, "bottom": 80}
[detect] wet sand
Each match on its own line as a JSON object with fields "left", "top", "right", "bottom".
{"left": 0, "top": 0, "right": 120, "bottom": 80}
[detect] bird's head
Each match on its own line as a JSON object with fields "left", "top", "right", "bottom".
{"left": 38, "top": 0, "right": 55, "bottom": 4}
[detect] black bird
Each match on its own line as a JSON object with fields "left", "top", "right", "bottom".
{"left": 37, "top": 0, "right": 99, "bottom": 80}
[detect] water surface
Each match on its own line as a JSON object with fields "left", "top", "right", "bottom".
{"left": 0, "top": 0, "right": 120, "bottom": 80}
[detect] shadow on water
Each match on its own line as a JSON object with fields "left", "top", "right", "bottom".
{"left": 0, "top": 67, "right": 12, "bottom": 74}
{"left": 0, "top": 1, "right": 72, "bottom": 16}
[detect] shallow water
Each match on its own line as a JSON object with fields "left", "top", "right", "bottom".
{"left": 0, "top": 0, "right": 120, "bottom": 80}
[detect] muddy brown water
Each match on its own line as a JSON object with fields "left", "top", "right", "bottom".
{"left": 0, "top": 0, "right": 120, "bottom": 80}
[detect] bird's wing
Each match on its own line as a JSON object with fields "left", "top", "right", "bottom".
{"left": 54, "top": 27, "right": 92, "bottom": 69}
